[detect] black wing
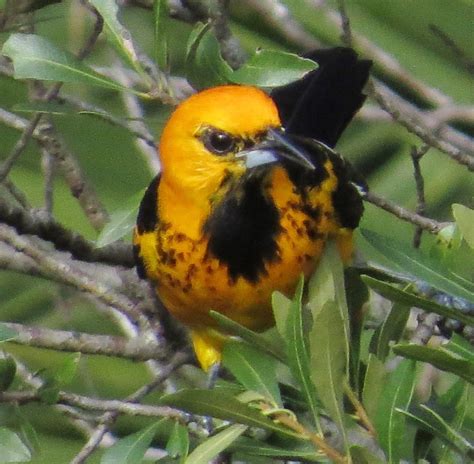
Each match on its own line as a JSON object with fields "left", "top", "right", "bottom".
{"left": 134, "top": 174, "right": 161, "bottom": 279}
{"left": 271, "top": 47, "right": 372, "bottom": 147}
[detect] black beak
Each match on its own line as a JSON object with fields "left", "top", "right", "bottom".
{"left": 236, "top": 128, "right": 315, "bottom": 171}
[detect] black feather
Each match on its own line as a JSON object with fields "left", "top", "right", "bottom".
{"left": 204, "top": 172, "right": 281, "bottom": 283}
{"left": 271, "top": 47, "right": 372, "bottom": 147}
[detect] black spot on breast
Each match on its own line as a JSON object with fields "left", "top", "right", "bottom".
{"left": 136, "top": 174, "right": 160, "bottom": 234}
{"left": 203, "top": 173, "right": 281, "bottom": 283}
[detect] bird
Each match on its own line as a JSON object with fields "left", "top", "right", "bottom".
{"left": 134, "top": 47, "right": 372, "bottom": 372}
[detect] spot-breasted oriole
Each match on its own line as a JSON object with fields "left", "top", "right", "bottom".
{"left": 134, "top": 48, "right": 372, "bottom": 371}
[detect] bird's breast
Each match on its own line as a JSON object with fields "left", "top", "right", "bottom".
{"left": 140, "top": 166, "right": 349, "bottom": 332}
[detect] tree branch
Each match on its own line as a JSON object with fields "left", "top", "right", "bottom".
{"left": 2, "top": 322, "right": 170, "bottom": 361}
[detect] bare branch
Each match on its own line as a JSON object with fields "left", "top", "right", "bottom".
{"left": 0, "top": 224, "right": 145, "bottom": 325}
{"left": 241, "top": 0, "right": 321, "bottom": 50}
{"left": 0, "top": 199, "right": 133, "bottom": 267}
{"left": 368, "top": 80, "right": 474, "bottom": 170}
{"left": 3, "top": 322, "right": 169, "bottom": 361}
{"left": 363, "top": 191, "right": 449, "bottom": 234}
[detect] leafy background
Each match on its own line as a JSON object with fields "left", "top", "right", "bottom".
{"left": 0, "top": 0, "right": 472, "bottom": 463}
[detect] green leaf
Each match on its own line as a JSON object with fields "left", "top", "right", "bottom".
{"left": 271, "top": 291, "right": 291, "bottom": 342}
{"left": 361, "top": 229, "right": 474, "bottom": 303}
{"left": 39, "top": 353, "right": 81, "bottom": 403}
{"left": 230, "top": 50, "right": 317, "bottom": 88}
{"left": 374, "top": 360, "right": 416, "bottom": 463}
{"left": 153, "top": 0, "right": 168, "bottom": 71}
{"left": 362, "top": 354, "right": 387, "bottom": 425}
{"left": 0, "top": 357, "right": 16, "bottom": 391}
{"left": 453, "top": 204, "right": 474, "bottom": 249}
{"left": 362, "top": 276, "right": 474, "bottom": 327}
{"left": 231, "top": 437, "right": 322, "bottom": 461}
{"left": 96, "top": 188, "right": 145, "bottom": 247}
{"left": 0, "top": 323, "right": 18, "bottom": 342}
{"left": 0, "top": 428, "right": 31, "bottom": 463}
{"left": 222, "top": 341, "right": 282, "bottom": 406}
{"left": 350, "top": 445, "right": 385, "bottom": 464}
{"left": 184, "top": 424, "right": 247, "bottom": 464}
{"left": 89, "top": 0, "right": 148, "bottom": 82}
{"left": 447, "top": 334, "right": 474, "bottom": 362}
{"left": 309, "top": 300, "right": 347, "bottom": 445}
{"left": 185, "top": 23, "right": 233, "bottom": 90}
{"left": 308, "top": 241, "right": 350, "bottom": 367}
{"left": 166, "top": 421, "right": 189, "bottom": 461}
{"left": 439, "top": 382, "right": 473, "bottom": 462}
{"left": 398, "top": 403, "right": 474, "bottom": 458}
{"left": 370, "top": 302, "right": 411, "bottom": 361}
{"left": 392, "top": 343, "right": 474, "bottom": 384}
{"left": 2, "top": 34, "right": 147, "bottom": 97}
{"left": 159, "top": 389, "right": 299, "bottom": 438}
{"left": 209, "top": 311, "right": 285, "bottom": 362}
{"left": 285, "top": 276, "right": 321, "bottom": 430}
{"left": 345, "top": 268, "right": 370, "bottom": 392}
{"left": 101, "top": 421, "right": 162, "bottom": 464}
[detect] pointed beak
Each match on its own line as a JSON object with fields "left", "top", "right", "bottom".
{"left": 236, "top": 128, "right": 315, "bottom": 171}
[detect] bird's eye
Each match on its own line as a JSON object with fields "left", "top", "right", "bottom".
{"left": 202, "top": 129, "right": 235, "bottom": 155}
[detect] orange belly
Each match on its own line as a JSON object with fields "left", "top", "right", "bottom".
{"left": 135, "top": 165, "right": 353, "bottom": 333}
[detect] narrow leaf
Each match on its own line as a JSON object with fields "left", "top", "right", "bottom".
{"left": 222, "top": 341, "right": 282, "bottom": 406}
{"left": 309, "top": 300, "right": 347, "bottom": 445}
{"left": 89, "top": 0, "right": 147, "bottom": 79}
{"left": 159, "top": 389, "right": 299, "bottom": 438}
{"left": 286, "top": 277, "right": 321, "bottom": 430}
{"left": 166, "top": 421, "right": 189, "bottom": 460}
{"left": 231, "top": 437, "right": 322, "bottom": 461}
{"left": 362, "top": 276, "right": 474, "bottom": 327}
{"left": 96, "top": 189, "right": 145, "bottom": 247}
{"left": 153, "top": 0, "right": 168, "bottom": 70}
{"left": 271, "top": 291, "right": 291, "bottom": 341}
{"left": 231, "top": 50, "right": 317, "bottom": 88}
{"left": 210, "top": 311, "right": 285, "bottom": 362}
{"left": 308, "top": 241, "right": 350, "bottom": 368}
{"left": 361, "top": 229, "right": 474, "bottom": 303}
{"left": 374, "top": 360, "right": 416, "bottom": 463}
{"left": 362, "top": 354, "right": 387, "bottom": 425}
{"left": 0, "top": 428, "right": 31, "bottom": 462}
{"left": 185, "top": 23, "right": 232, "bottom": 90}
{"left": 2, "top": 34, "right": 147, "bottom": 96}
{"left": 0, "top": 323, "right": 18, "bottom": 342}
{"left": 453, "top": 204, "right": 474, "bottom": 249}
{"left": 370, "top": 302, "right": 410, "bottom": 361}
{"left": 0, "top": 357, "right": 16, "bottom": 391}
{"left": 397, "top": 405, "right": 473, "bottom": 458}
{"left": 184, "top": 424, "right": 247, "bottom": 464}
{"left": 393, "top": 343, "right": 474, "bottom": 384}
{"left": 101, "top": 421, "right": 162, "bottom": 464}
{"left": 349, "top": 445, "right": 385, "bottom": 464}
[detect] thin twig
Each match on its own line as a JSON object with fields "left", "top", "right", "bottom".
{"left": 261, "top": 404, "right": 346, "bottom": 463}
{"left": 40, "top": 148, "right": 55, "bottom": 215}
{"left": 241, "top": 0, "right": 321, "bottom": 50}
{"left": 410, "top": 145, "right": 430, "bottom": 247}
{"left": 343, "top": 382, "right": 376, "bottom": 437}
{"left": 429, "top": 24, "right": 474, "bottom": 75}
{"left": 68, "top": 351, "right": 190, "bottom": 464}
{"left": 363, "top": 191, "right": 449, "bottom": 234}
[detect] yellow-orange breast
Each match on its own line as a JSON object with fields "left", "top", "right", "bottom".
{"left": 133, "top": 161, "right": 353, "bottom": 334}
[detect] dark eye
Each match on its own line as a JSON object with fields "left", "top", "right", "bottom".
{"left": 202, "top": 129, "right": 235, "bottom": 155}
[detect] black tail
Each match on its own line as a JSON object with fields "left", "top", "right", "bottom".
{"left": 271, "top": 48, "right": 372, "bottom": 147}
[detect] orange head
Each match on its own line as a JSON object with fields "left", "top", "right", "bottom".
{"left": 159, "top": 85, "right": 281, "bottom": 199}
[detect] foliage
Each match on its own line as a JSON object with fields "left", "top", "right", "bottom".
{"left": 0, "top": 0, "right": 472, "bottom": 462}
